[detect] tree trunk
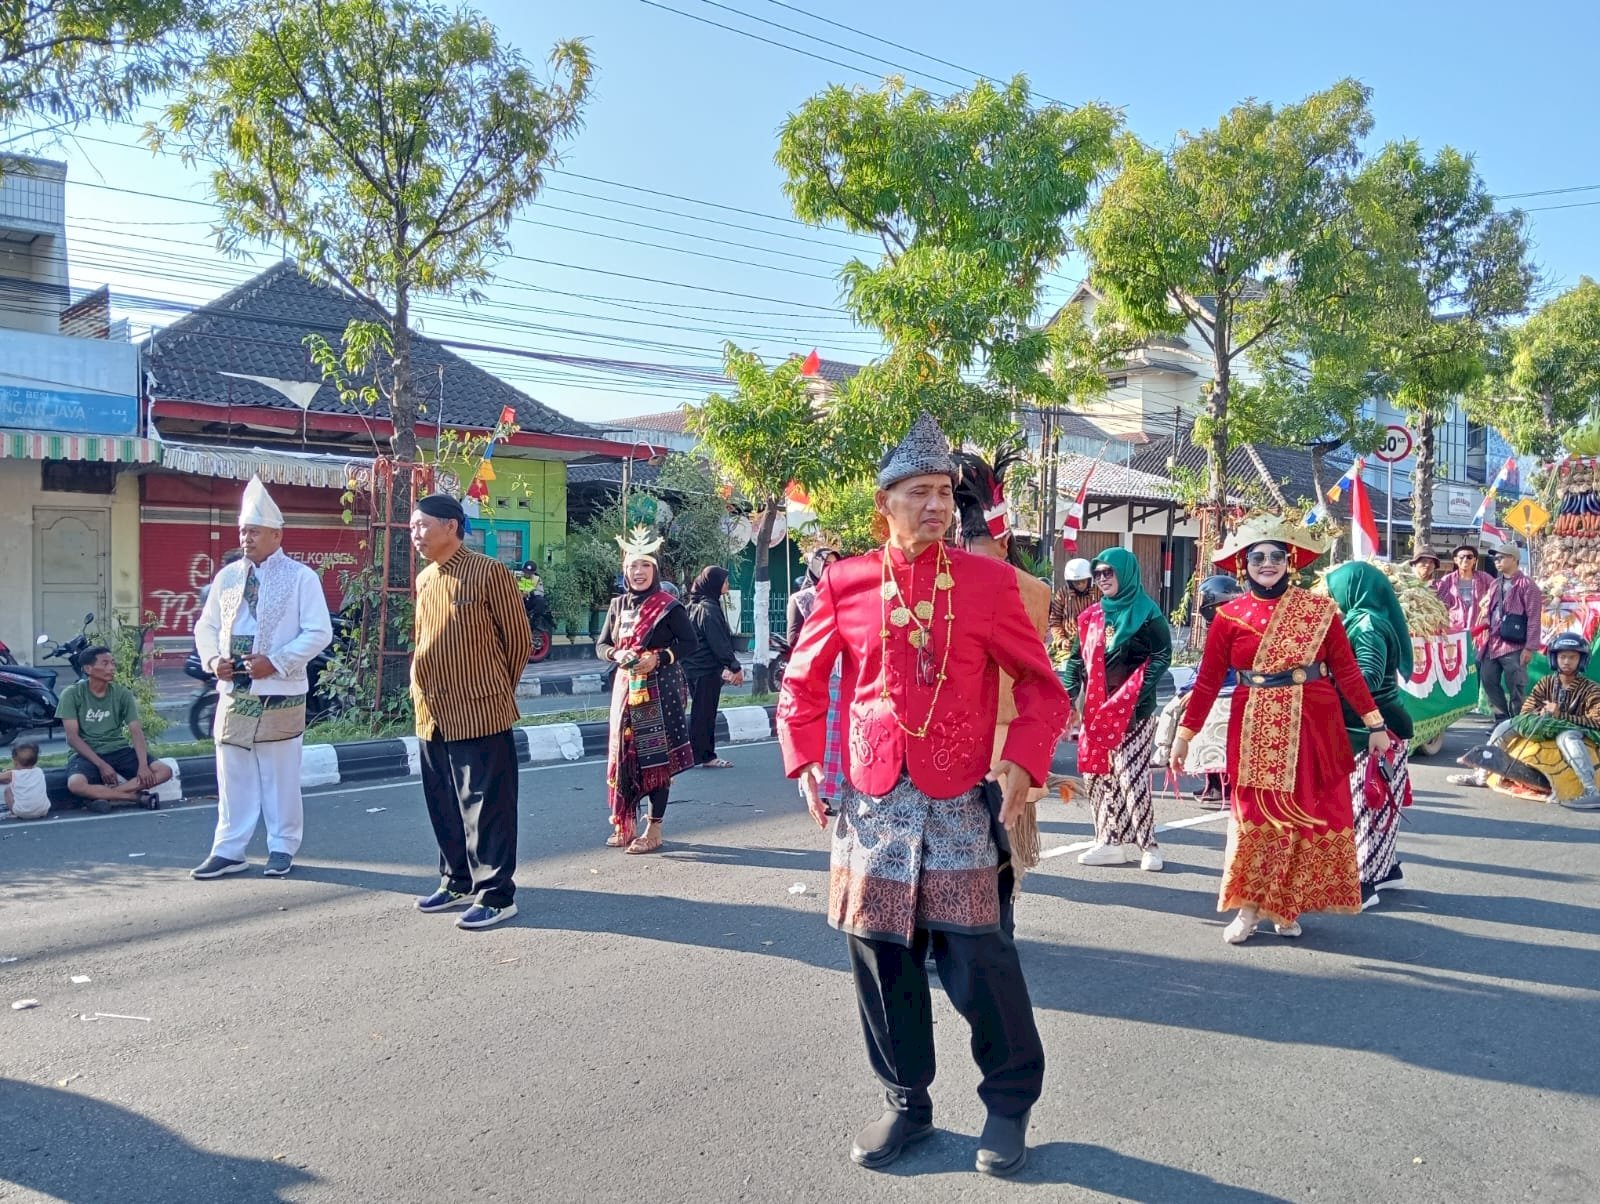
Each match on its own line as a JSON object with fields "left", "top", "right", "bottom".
{"left": 751, "top": 502, "right": 777, "bottom": 694}
{"left": 390, "top": 283, "right": 417, "bottom": 464}
{"left": 1310, "top": 446, "right": 1340, "bottom": 560}
{"left": 1208, "top": 313, "right": 1231, "bottom": 548}
{"left": 1414, "top": 408, "right": 1437, "bottom": 552}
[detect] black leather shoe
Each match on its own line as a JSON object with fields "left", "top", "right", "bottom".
{"left": 975, "top": 1109, "right": 1030, "bottom": 1177}
{"left": 849, "top": 1110, "right": 934, "bottom": 1169}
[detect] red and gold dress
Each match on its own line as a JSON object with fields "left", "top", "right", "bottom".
{"left": 1180, "top": 586, "right": 1380, "bottom": 924}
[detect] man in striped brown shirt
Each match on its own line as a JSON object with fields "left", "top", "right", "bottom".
{"left": 409, "top": 494, "right": 532, "bottom": 930}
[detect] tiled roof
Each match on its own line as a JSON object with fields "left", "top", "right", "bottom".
{"left": 1056, "top": 454, "right": 1182, "bottom": 503}
{"left": 814, "top": 357, "right": 862, "bottom": 385}
{"left": 1129, "top": 434, "right": 1412, "bottom": 526}
{"left": 606, "top": 411, "right": 691, "bottom": 435}
{"left": 565, "top": 458, "right": 664, "bottom": 488}
{"left": 144, "top": 262, "right": 594, "bottom": 436}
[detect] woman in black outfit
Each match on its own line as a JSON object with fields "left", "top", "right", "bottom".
{"left": 683, "top": 566, "right": 744, "bottom": 769}
{"left": 596, "top": 534, "right": 700, "bottom": 853}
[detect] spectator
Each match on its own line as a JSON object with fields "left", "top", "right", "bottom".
{"left": 683, "top": 566, "right": 744, "bottom": 768}
{"left": 56, "top": 647, "right": 172, "bottom": 813}
{"left": 1480, "top": 541, "right": 1543, "bottom": 723}
{"left": 1435, "top": 543, "right": 1493, "bottom": 638}
{"left": 2, "top": 741, "right": 49, "bottom": 820}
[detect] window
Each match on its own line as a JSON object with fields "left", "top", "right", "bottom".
{"left": 489, "top": 527, "right": 523, "bottom": 567}
{"left": 41, "top": 461, "right": 116, "bottom": 494}
{"left": 1465, "top": 421, "right": 1488, "bottom": 484}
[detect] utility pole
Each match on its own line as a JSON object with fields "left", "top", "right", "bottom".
{"left": 1162, "top": 406, "right": 1180, "bottom": 615}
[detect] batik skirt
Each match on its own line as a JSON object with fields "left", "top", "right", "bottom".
{"left": 828, "top": 776, "right": 999, "bottom": 947}
{"left": 1350, "top": 740, "right": 1409, "bottom": 887}
{"left": 1085, "top": 714, "right": 1157, "bottom": 849}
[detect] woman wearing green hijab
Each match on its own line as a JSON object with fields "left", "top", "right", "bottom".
{"left": 1061, "top": 547, "right": 1173, "bottom": 870}
{"left": 1325, "top": 561, "right": 1416, "bottom": 907}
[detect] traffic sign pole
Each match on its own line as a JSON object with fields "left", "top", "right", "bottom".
{"left": 1376, "top": 424, "right": 1415, "bottom": 560}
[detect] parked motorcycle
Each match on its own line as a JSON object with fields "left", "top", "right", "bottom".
{"left": 525, "top": 591, "right": 556, "bottom": 664}
{"left": 185, "top": 618, "right": 348, "bottom": 741}
{"left": 0, "top": 612, "right": 96, "bottom": 748}
{"left": 768, "top": 634, "right": 791, "bottom": 693}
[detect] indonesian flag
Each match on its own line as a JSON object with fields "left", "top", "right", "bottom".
{"left": 1348, "top": 469, "right": 1380, "bottom": 561}
{"left": 1481, "top": 519, "right": 1512, "bottom": 545}
{"left": 799, "top": 348, "right": 821, "bottom": 377}
{"left": 1060, "top": 467, "right": 1095, "bottom": 552}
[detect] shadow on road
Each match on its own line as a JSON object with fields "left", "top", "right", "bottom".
{"left": 0, "top": 1079, "right": 316, "bottom": 1203}
{"left": 1028, "top": 1141, "right": 1294, "bottom": 1202}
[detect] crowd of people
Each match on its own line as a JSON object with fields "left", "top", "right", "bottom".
{"left": 8, "top": 421, "right": 1596, "bottom": 1178}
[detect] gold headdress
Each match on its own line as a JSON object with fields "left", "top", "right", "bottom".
{"left": 616, "top": 525, "right": 665, "bottom": 566}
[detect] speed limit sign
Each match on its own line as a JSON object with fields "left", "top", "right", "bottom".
{"left": 1376, "top": 424, "right": 1414, "bottom": 464}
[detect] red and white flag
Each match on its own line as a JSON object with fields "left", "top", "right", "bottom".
{"left": 1349, "top": 469, "right": 1381, "bottom": 561}
{"left": 1480, "top": 519, "right": 1512, "bottom": 545}
{"left": 799, "top": 348, "right": 821, "bottom": 377}
{"left": 1060, "top": 466, "right": 1095, "bottom": 553}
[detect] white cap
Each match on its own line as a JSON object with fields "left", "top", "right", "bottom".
{"left": 1064, "top": 557, "right": 1093, "bottom": 581}
{"left": 239, "top": 476, "right": 285, "bottom": 529}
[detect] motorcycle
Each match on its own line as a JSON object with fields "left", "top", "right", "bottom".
{"left": 0, "top": 612, "right": 96, "bottom": 748}
{"left": 185, "top": 618, "right": 348, "bottom": 741}
{"left": 525, "top": 592, "right": 556, "bottom": 664}
{"left": 768, "top": 634, "right": 791, "bottom": 693}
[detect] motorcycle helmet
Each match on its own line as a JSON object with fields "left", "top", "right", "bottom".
{"left": 521, "top": 561, "right": 537, "bottom": 574}
{"left": 1546, "top": 630, "right": 1590, "bottom": 673}
{"left": 1064, "top": 558, "right": 1093, "bottom": 583}
{"left": 1198, "top": 574, "right": 1245, "bottom": 623}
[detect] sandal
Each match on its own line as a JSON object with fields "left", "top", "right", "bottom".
{"left": 1222, "top": 910, "right": 1259, "bottom": 945}
{"left": 626, "top": 821, "right": 664, "bottom": 855}
{"left": 605, "top": 825, "right": 627, "bottom": 848}
{"left": 703, "top": 758, "right": 734, "bottom": 769}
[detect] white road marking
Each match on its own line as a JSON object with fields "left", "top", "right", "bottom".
{"left": 1039, "top": 808, "right": 1229, "bottom": 861}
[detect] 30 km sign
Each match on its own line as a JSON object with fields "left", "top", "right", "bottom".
{"left": 1377, "top": 424, "right": 1414, "bottom": 464}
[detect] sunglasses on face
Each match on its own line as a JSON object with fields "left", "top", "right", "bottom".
{"left": 1246, "top": 549, "right": 1288, "bottom": 567}
{"left": 1092, "top": 567, "right": 1117, "bottom": 581}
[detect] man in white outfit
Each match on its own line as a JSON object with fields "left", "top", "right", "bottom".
{"left": 191, "top": 477, "right": 333, "bottom": 879}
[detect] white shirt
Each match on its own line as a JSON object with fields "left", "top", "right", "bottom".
{"left": 7, "top": 766, "right": 49, "bottom": 818}
{"left": 194, "top": 550, "right": 333, "bottom": 697}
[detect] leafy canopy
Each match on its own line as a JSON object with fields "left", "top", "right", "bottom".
{"left": 1474, "top": 277, "right": 1600, "bottom": 457}
{"left": 1, "top": 0, "right": 210, "bottom": 127}
{"left": 688, "top": 342, "right": 819, "bottom": 504}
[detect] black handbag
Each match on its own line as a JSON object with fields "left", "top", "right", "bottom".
{"left": 1494, "top": 580, "right": 1528, "bottom": 645}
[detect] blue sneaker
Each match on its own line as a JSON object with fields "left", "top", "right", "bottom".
{"left": 415, "top": 887, "right": 471, "bottom": 913}
{"left": 457, "top": 902, "right": 518, "bottom": 930}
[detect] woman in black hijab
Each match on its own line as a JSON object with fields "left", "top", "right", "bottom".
{"left": 682, "top": 565, "right": 744, "bottom": 768}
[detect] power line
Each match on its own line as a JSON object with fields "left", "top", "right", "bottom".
{"left": 1496, "top": 183, "right": 1600, "bottom": 201}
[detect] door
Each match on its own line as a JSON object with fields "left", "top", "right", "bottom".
{"left": 33, "top": 508, "right": 109, "bottom": 656}
{"left": 1132, "top": 534, "right": 1164, "bottom": 601}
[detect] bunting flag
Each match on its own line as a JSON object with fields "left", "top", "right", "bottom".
{"left": 498, "top": 405, "right": 517, "bottom": 427}
{"left": 474, "top": 459, "right": 495, "bottom": 483}
{"left": 1348, "top": 469, "right": 1381, "bottom": 561}
{"left": 1470, "top": 456, "right": 1519, "bottom": 526}
{"left": 1060, "top": 466, "right": 1096, "bottom": 553}
{"left": 799, "top": 348, "right": 821, "bottom": 377}
{"left": 1326, "top": 459, "right": 1363, "bottom": 504}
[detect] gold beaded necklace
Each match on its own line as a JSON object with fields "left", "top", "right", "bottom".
{"left": 878, "top": 542, "right": 957, "bottom": 739}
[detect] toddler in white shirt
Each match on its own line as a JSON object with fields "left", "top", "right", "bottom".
{"left": 2, "top": 741, "right": 49, "bottom": 820}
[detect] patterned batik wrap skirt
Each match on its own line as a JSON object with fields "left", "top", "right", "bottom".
{"left": 1350, "top": 739, "right": 1409, "bottom": 887}
{"left": 828, "top": 775, "right": 1000, "bottom": 947}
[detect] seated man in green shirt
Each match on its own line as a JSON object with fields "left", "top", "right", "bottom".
{"left": 56, "top": 646, "right": 172, "bottom": 813}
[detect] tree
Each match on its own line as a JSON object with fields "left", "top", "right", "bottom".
{"left": 2, "top": 0, "right": 209, "bottom": 130}
{"left": 1080, "top": 79, "right": 1374, "bottom": 542}
{"left": 154, "top": 0, "right": 590, "bottom": 465}
{"left": 688, "top": 343, "right": 820, "bottom": 692}
{"left": 776, "top": 75, "right": 1118, "bottom": 490}
{"left": 1351, "top": 141, "right": 1534, "bottom": 547}
{"left": 1472, "top": 277, "right": 1600, "bottom": 457}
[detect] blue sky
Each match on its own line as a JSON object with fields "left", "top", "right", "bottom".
{"left": 7, "top": 0, "right": 1598, "bottom": 426}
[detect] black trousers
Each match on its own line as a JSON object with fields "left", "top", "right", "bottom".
{"left": 845, "top": 918, "right": 1044, "bottom": 1123}
{"left": 686, "top": 671, "right": 725, "bottom": 763}
{"left": 420, "top": 729, "right": 518, "bottom": 908}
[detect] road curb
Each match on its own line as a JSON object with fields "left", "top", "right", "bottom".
{"left": 40, "top": 705, "right": 780, "bottom": 807}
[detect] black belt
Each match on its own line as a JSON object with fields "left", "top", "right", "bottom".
{"left": 1242, "top": 662, "right": 1329, "bottom": 688}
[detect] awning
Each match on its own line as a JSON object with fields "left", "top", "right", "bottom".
{"left": 158, "top": 440, "right": 372, "bottom": 490}
{"left": 0, "top": 428, "right": 162, "bottom": 464}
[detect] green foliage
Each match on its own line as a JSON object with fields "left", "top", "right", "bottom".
{"left": 106, "top": 611, "right": 166, "bottom": 740}
{"left": 655, "top": 454, "right": 737, "bottom": 585}
{"left": 153, "top": 0, "right": 590, "bottom": 460}
{"left": 316, "top": 558, "right": 414, "bottom": 732}
{"left": 810, "top": 476, "right": 880, "bottom": 554}
{"left": 1472, "top": 277, "right": 1600, "bottom": 457}
{"left": 1081, "top": 79, "right": 1375, "bottom": 530}
{"left": 1348, "top": 140, "right": 1535, "bottom": 543}
{"left": 1, "top": 0, "right": 211, "bottom": 128}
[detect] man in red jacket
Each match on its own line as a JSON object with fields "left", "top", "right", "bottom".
{"left": 778, "top": 414, "right": 1070, "bottom": 1178}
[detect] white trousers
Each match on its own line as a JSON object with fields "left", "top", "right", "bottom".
{"left": 211, "top": 736, "right": 305, "bottom": 859}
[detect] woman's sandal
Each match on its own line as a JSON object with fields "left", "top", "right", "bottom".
{"left": 703, "top": 758, "right": 734, "bottom": 769}
{"left": 1222, "top": 911, "right": 1259, "bottom": 945}
{"left": 605, "top": 827, "right": 626, "bottom": 848}
{"left": 626, "top": 821, "right": 664, "bottom": 855}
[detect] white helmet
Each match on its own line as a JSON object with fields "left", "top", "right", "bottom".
{"left": 1064, "top": 558, "right": 1093, "bottom": 582}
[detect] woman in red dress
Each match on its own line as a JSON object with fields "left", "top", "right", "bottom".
{"left": 1170, "top": 515, "right": 1390, "bottom": 944}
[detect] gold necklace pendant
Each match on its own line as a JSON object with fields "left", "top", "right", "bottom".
{"left": 913, "top": 600, "right": 934, "bottom": 623}
{"left": 934, "top": 571, "right": 954, "bottom": 591}
{"left": 881, "top": 581, "right": 898, "bottom": 601}
{"left": 908, "top": 629, "right": 929, "bottom": 649}
{"left": 890, "top": 606, "right": 913, "bottom": 628}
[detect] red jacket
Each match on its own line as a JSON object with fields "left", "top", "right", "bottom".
{"left": 778, "top": 544, "right": 1069, "bottom": 798}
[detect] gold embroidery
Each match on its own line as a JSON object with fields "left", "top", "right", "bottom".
{"left": 1236, "top": 588, "right": 1336, "bottom": 796}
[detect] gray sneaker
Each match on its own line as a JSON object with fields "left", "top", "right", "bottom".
{"left": 191, "top": 855, "right": 247, "bottom": 880}
{"left": 263, "top": 852, "right": 294, "bottom": 877}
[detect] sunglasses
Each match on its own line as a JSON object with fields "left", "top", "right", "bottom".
{"left": 1246, "top": 549, "right": 1289, "bottom": 567}
{"left": 1091, "top": 567, "right": 1117, "bottom": 581}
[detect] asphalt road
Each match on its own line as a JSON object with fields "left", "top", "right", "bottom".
{"left": 3, "top": 719, "right": 1598, "bottom": 1203}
